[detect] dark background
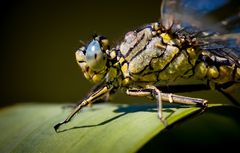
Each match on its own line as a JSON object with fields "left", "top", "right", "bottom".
{"left": 1, "top": 0, "right": 240, "bottom": 106}
{"left": 1, "top": 0, "right": 240, "bottom": 151}
{"left": 1, "top": 0, "right": 161, "bottom": 105}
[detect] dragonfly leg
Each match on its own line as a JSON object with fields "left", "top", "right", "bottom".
{"left": 54, "top": 85, "right": 112, "bottom": 132}
{"left": 126, "top": 86, "right": 208, "bottom": 120}
{"left": 126, "top": 86, "right": 163, "bottom": 120}
{"left": 127, "top": 88, "right": 207, "bottom": 106}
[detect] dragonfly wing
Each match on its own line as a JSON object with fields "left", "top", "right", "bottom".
{"left": 197, "top": 33, "right": 240, "bottom": 66}
{"left": 160, "top": 0, "right": 240, "bottom": 32}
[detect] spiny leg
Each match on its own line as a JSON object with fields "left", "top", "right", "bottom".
{"left": 126, "top": 86, "right": 208, "bottom": 122}
{"left": 126, "top": 86, "right": 167, "bottom": 126}
{"left": 62, "top": 83, "right": 114, "bottom": 109}
{"left": 148, "top": 86, "right": 163, "bottom": 120}
{"left": 126, "top": 86, "right": 162, "bottom": 118}
{"left": 127, "top": 88, "right": 208, "bottom": 106}
{"left": 54, "top": 84, "right": 112, "bottom": 132}
{"left": 61, "top": 94, "right": 111, "bottom": 110}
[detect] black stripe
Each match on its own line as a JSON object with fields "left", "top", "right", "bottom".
{"left": 129, "top": 45, "right": 181, "bottom": 75}
{"left": 158, "top": 48, "right": 182, "bottom": 73}
{"left": 90, "top": 92, "right": 107, "bottom": 102}
{"left": 125, "top": 33, "right": 145, "bottom": 57}
{"left": 116, "top": 49, "right": 123, "bottom": 59}
{"left": 184, "top": 49, "right": 194, "bottom": 67}
{"left": 129, "top": 37, "right": 153, "bottom": 62}
{"left": 128, "top": 37, "right": 167, "bottom": 74}
{"left": 182, "top": 50, "right": 195, "bottom": 78}
{"left": 182, "top": 69, "right": 194, "bottom": 79}
{"left": 129, "top": 52, "right": 166, "bottom": 75}
{"left": 90, "top": 86, "right": 110, "bottom": 101}
{"left": 86, "top": 67, "right": 89, "bottom": 72}
{"left": 216, "top": 81, "right": 236, "bottom": 90}
{"left": 78, "top": 60, "right": 85, "bottom": 63}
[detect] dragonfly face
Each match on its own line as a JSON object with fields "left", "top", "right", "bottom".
{"left": 75, "top": 36, "right": 110, "bottom": 83}
{"left": 54, "top": 0, "right": 240, "bottom": 132}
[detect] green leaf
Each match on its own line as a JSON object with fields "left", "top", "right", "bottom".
{"left": 0, "top": 103, "right": 210, "bottom": 153}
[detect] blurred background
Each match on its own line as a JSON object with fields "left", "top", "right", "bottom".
{"left": 0, "top": 0, "right": 161, "bottom": 106}
{"left": 1, "top": 1, "right": 240, "bottom": 151}
{"left": 1, "top": 0, "right": 240, "bottom": 106}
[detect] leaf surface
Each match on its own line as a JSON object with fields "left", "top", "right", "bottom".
{"left": 0, "top": 103, "right": 206, "bottom": 153}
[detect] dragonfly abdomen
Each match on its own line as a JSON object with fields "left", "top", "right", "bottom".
{"left": 194, "top": 51, "right": 240, "bottom": 90}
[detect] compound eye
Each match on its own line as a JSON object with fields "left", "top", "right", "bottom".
{"left": 86, "top": 40, "right": 107, "bottom": 71}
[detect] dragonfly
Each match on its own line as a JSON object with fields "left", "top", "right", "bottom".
{"left": 54, "top": 0, "right": 240, "bottom": 132}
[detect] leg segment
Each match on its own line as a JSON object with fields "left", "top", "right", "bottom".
{"left": 149, "top": 86, "right": 163, "bottom": 120}
{"left": 126, "top": 86, "right": 163, "bottom": 119}
{"left": 127, "top": 88, "right": 207, "bottom": 106}
{"left": 54, "top": 84, "right": 113, "bottom": 132}
{"left": 126, "top": 86, "right": 207, "bottom": 119}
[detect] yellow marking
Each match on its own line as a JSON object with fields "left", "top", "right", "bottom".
{"left": 110, "top": 51, "right": 116, "bottom": 59}
{"left": 194, "top": 62, "right": 208, "bottom": 79}
{"left": 122, "top": 78, "right": 130, "bottom": 86}
{"left": 119, "top": 57, "right": 125, "bottom": 64}
{"left": 187, "top": 47, "right": 196, "bottom": 58}
{"left": 219, "top": 66, "right": 230, "bottom": 76}
{"left": 92, "top": 73, "right": 105, "bottom": 83}
{"left": 186, "top": 47, "right": 198, "bottom": 65}
{"left": 121, "top": 63, "right": 129, "bottom": 77}
{"left": 214, "top": 64, "right": 234, "bottom": 86}
{"left": 160, "top": 33, "right": 171, "bottom": 44}
{"left": 113, "top": 62, "right": 119, "bottom": 67}
{"left": 215, "top": 65, "right": 233, "bottom": 84}
{"left": 207, "top": 66, "right": 219, "bottom": 79}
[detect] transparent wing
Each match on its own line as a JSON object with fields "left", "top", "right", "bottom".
{"left": 196, "top": 33, "right": 240, "bottom": 67}
{"left": 160, "top": 0, "right": 240, "bottom": 32}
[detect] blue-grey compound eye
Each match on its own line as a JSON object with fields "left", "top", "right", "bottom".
{"left": 86, "top": 40, "right": 107, "bottom": 71}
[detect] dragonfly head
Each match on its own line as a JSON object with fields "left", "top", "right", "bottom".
{"left": 75, "top": 35, "right": 110, "bottom": 83}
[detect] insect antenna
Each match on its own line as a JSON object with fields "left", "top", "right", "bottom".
{"left": 79, "top": 40, "right": 86, "bottom": 46}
